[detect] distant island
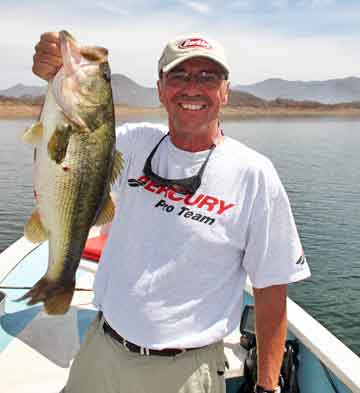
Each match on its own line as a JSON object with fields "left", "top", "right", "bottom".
{"left": 1, "top": 74, "right": 360, "bottom": 119}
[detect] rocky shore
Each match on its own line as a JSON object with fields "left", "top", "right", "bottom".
{"left": 1, "top": 102, "right": 360, "bottom": 120}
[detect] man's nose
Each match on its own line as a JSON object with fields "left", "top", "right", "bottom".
{"left": 182, "top": 76, "right": 202, "bottom": 93}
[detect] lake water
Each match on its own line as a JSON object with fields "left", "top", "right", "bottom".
{"left": 0, "top": 117, "right": 359, "bottom": 356}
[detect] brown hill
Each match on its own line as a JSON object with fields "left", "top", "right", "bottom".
{"left": 0, "top": 95, "right": 44, "bottom": 105}
{"left": 1, "top": 91, "right": 326, "bottom": 109}
{"left": 228, "top": 90, "right": 267, "bottom": 107}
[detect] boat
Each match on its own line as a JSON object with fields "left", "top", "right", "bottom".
{"left": 0, "top": 232, "right": 359, "bottom": 393}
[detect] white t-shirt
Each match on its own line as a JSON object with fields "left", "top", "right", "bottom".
{"left": 93, "top": 122, "right": 310, "bottom": 349}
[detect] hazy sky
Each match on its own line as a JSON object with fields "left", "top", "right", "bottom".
{"left": 1, "top": 0, "right": 360, "bottom": 89}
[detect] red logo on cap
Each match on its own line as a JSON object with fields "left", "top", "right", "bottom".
{"left": 178, "top": 38, "right": 212, "bottom": 50}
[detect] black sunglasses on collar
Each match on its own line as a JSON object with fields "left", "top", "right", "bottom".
{"left": 143, "top": 133, "right": 216, "bottom": 195}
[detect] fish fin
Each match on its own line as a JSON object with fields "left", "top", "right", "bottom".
{"left": 94, "top": 195, "right": 115, "bottom": 226}
{"left": 16, "top": 276, "right": 75, "bottom": 315}
{"left": 47, "top": 124, "right": 72, "bottom": 164}
{"left": 24, "top": 209, "right": 48, "bottom": 243}
{"left": 22, "top": 122, "right": 43, "bottom": 144}
{"left": 110, "top": 150, "right": 124, "bottom": 184}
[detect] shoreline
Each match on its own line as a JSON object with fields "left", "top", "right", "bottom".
{"left": 1, "top": 104, "right": 360, "bottom": 120}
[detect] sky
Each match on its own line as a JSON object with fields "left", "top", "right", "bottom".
{"left": 1, "top": 0, "right": 360, "bottom": 89}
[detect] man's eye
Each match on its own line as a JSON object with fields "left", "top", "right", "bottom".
{"left": 168, "top": 72, "right": 188, "bottom": 81}
{"left": 199, "top": 72, "right": 218, "bottom": 83}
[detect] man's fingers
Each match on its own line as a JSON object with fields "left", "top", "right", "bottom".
{"left": 33, "top": 52, "right": 62, "bottom": 67}
{"left": 32, "top": 61, "right": 60, "bottom": 81}
{"left": 33, "top": 32, "right": 62, "bottom": 80}
{"left": 35, "top": 42, "right": 61, "bottom": 59}
{"left": 35, "top": 31, "right": 61, "bottom": 60}
{"left": 40, "top": 32, "right": 60, "bottom": 45}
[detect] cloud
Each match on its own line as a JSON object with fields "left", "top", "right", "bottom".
{"left": 0, "top": 4, "right": 205, "bottom": 88}
{"left": 221, "top": 28, "right": 360, "bottom": 84}
{"left": 181, "top": 1, "right": 211, "bottom": 14}
{"left": 92, "top": 1, "right": 129, "bottom": 15}
{"left": 0, "top": 1, "right": 360, "bottom": 89}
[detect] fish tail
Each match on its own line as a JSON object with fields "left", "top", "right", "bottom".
{"left": 43, "top": 289, "right": 75, "bottom": 315}
{"left": 16, "top": 276, "right": 75, "bottom": 315}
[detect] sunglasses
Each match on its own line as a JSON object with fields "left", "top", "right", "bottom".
{"left": 165, "top": 70, "right": 227, "bottom": 89}
{"left": 143, "top": 133, "right": 216, "bottom": 195}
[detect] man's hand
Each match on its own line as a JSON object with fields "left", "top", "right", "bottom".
{"left": 253, "top": 284, "right": 288, "bottom": 390}
{"left": 33, "top": 32, "right": 63, "bottom": 81}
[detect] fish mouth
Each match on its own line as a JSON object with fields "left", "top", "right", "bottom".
{"left": 59, "top": 30, "right": 77, "bottom": 45}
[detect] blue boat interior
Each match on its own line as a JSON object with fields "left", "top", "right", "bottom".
{"left": 0, "top": 242, "right": 353, "bottom": 393}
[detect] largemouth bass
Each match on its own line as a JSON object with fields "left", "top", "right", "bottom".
{"left": 19, "top": 31, "right": 123, "bottom": 314}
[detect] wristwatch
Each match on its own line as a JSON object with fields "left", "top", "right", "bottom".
{"left": 254, "top": 385, "right": 281, "bottom": 393}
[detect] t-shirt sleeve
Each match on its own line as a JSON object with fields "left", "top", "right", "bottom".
{"left": 242, "top": 160, "right": 311, "bottom": 288}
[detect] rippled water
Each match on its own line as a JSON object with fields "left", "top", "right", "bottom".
{"left": 0, "top": 117, "right": 359, "bottom": 355}
{"left": 0, "top": 119, "right": 34, "bottom": 252}
{"left": 225, "top": 118, "right": 360, "bottom": 355}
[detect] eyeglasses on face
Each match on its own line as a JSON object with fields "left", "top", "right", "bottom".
{"left": 165, "top": 70, "right": 227, "bottom": 89}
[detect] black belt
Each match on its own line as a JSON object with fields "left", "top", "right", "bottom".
{"left": 103, "top": 320, "right": 197, "bottom": 357}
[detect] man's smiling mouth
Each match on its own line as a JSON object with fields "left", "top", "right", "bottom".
{"left": 179, "top": 103, "right": 207, "bottom": 111}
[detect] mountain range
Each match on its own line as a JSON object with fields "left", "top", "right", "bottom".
{"left": 0, "top": 83, "right": 47, "bottom": 98}
{"left": 1, "top": 75, "right": 360, "bottom": 106}
{"left": 234, "top": 77, "right": 360, "bottom": 104}
{"left": 0, "top": 75, "right": 160, "bottom": 107}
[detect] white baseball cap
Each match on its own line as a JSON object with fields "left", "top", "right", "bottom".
{"left": 158, "top": 34, "right": 230, "bottom": 77}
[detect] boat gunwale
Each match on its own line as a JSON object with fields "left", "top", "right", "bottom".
{"left": 245, "top": 280, "right": 360, "bottom": 393}
{"left": 1, "top": 236, "right": 359, "bottom": 392}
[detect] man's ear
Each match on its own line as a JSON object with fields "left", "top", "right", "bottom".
{"left": 157, "top": 79, "right": 164, "bottom": 105}
{"left": 221, "top": 81, "right": 230, "bottom": 107}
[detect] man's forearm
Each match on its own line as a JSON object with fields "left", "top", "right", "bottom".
{"left": 253, "top": 284, "right": 288, "bottom": 390}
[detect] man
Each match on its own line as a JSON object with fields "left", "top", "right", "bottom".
{"left": 33, "top": 33, "right": 310, "bottom": 393}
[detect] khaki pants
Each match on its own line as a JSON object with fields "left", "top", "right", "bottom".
{"left": 63, "top": 313, "right": 227, "bottom": 393}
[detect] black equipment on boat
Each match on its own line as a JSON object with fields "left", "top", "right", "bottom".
{"left": 237, "top": 305, "right": 300, "bottom": 393}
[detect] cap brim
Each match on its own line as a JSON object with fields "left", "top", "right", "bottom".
{"left": 161, "top": 53, "right": 229, "bottom": 76}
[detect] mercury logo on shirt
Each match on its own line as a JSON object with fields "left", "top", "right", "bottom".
{"left": 127, "top": 175, "right": 235, "bottom": 216}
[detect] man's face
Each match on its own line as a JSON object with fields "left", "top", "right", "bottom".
{"left": 157, "top": 57, "right": 229, "bottom": 137}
